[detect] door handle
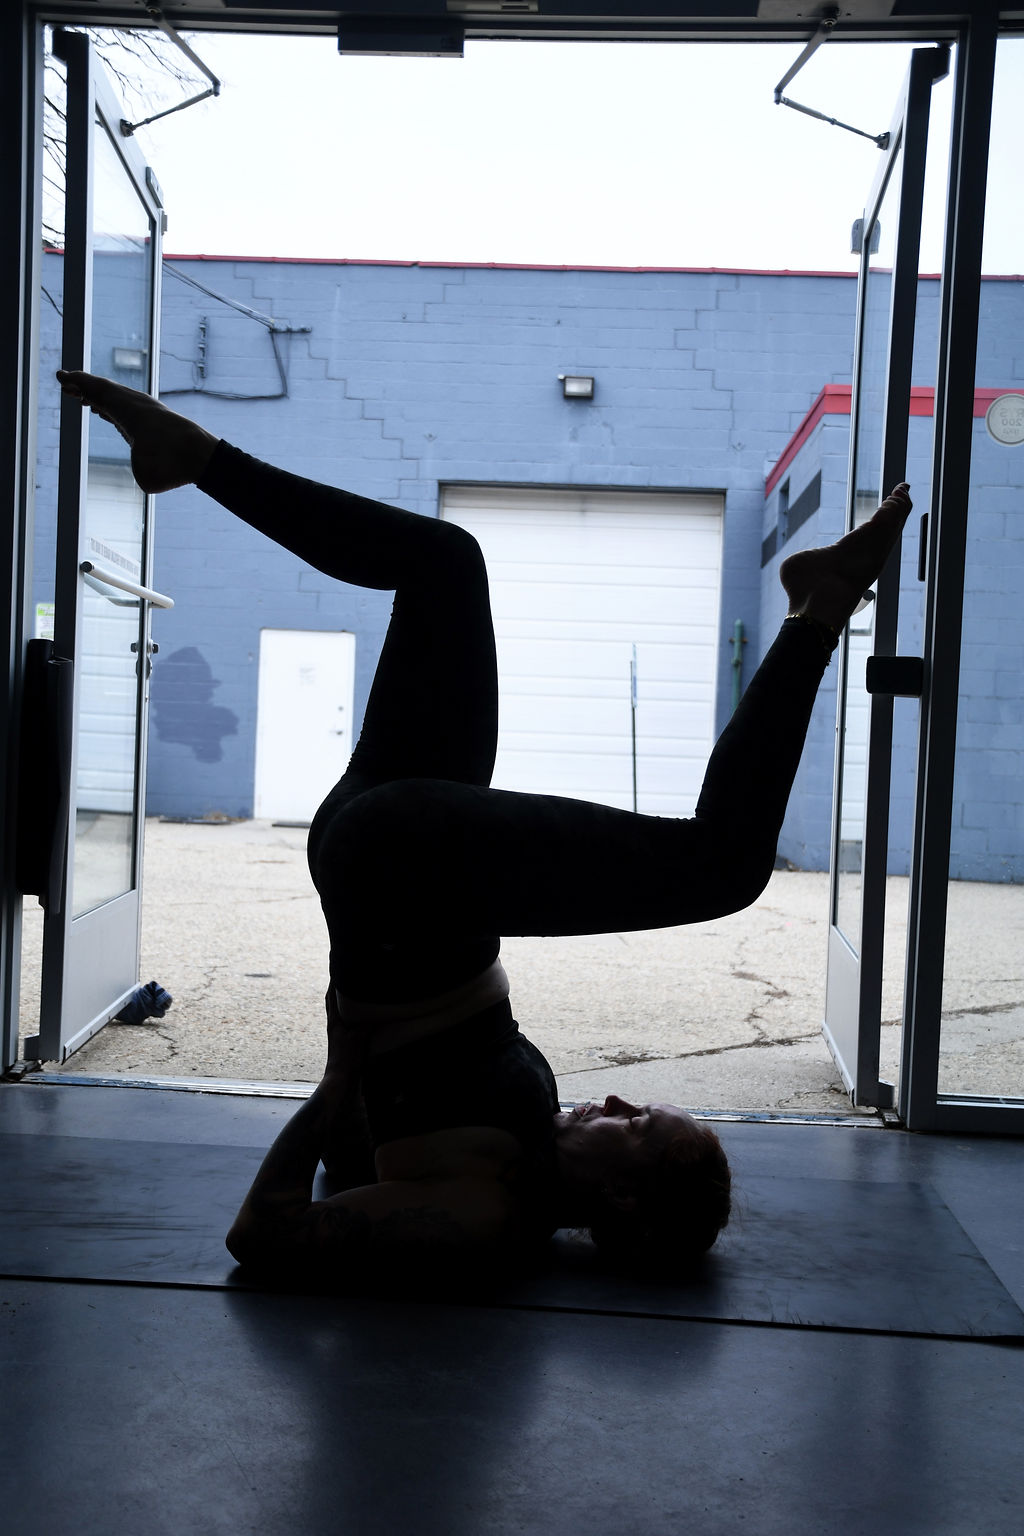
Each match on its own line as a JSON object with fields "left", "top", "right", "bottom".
{"left": 864, "top": 656, "right": 924, "bottom": 697}
{"left": 131, "top": 639, "right": 159, "bottom": 679}
{"left": 80, "top": 560, "right": 174, "bottom": 609}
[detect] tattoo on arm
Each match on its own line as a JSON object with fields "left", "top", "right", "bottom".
{"left": 233, "top": 1198, "right": 471, "bottom": 1280}
{"left": 289, "top": 1202, "right": 375, "bottom": 1261}
{"left": 298, "top": 1202, "right": 467, "bottom": 1259}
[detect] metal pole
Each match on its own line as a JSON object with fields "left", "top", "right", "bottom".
{"left": 730, "top": 620, "right": 745, "bottom": 713}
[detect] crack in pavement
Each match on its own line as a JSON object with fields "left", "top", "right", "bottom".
{"left": 878, "top": 999, "right": 1023, "bottom": 1029}
{"left": 941, "top": 998, "right": 1024, "bottom": 1019}
{"left": 731, "top": 965, "right": 793, "bottom": 1039}
{"left": 577, "top": 1028, "right": 825, "bottom": 1071}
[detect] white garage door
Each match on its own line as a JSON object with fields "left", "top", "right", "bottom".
{"left": 442, "top": 485, "right": 723, "bottom": 816}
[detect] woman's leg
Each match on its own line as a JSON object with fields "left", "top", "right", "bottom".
{"left": 55, "top": 371, "right": 499, "bottom": 793}
{"left": 55, "top": 371, "right": 505, "bottom": 999}
{"left": 319, "top": 487, "right": 913, "bottom": 944}
{"left": 56, "top": 372, "right": 910, "bottom": 954}
{"left": 196, "top": 441, "right": 499, "bottom": 793}
{"left": 318, "top": 618, "right": 828, "bottom": 944}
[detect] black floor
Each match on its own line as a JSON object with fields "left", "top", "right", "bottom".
{"left": 1, "top": 1081, "right": 1022, "bottom": 1536}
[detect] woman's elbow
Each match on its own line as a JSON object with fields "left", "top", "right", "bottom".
{"left": 225, "top": 1221, "right": 255, "bottom": 1267}
{"left": 226, "top": 1211, "right": 276, "bottom": 1269}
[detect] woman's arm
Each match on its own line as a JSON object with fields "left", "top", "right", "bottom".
{"left": 319, "top": 988, "right": 377, "bottom": 1188}
{"left": 226, "top": 1075, "right": 360, "bottom": 1262}
{"left": 226, "top": 1075, "right": 516, "bottom": 1283}
{"left": 227, "top": 998, "right": 370, "bottom": 1265}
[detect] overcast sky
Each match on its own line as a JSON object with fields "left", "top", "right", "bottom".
{"left": 117, "top": 33, "right": 1021, "bottom": 273}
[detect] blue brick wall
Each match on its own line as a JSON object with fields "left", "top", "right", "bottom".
{"left": 147, "top": 258, "right": 864, "bottom": 820}
{"left": 32, "top": 256, "right": 1022, "bottom": 880}
{"left": 951, "top": 416, "right": 1024, "bottom": 882}
{"left": 756, "top": 270, "right": 1024, "bottom": 882}
{"left": 758, "top": 414, "right": 850, "bottom": 871}
{"left": 759, "top": 410, "right": 937, "bottom": 875}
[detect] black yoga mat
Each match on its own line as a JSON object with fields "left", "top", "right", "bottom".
{"left": 1, "top": 1131, "right": 1021, "bottom": 1339}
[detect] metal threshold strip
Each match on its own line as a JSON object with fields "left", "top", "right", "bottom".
{"left": 10, "top": 1070, "right": 895, "bottom": 1125}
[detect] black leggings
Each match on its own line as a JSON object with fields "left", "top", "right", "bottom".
{"left": 198, "top": 443, "right": 831, "bottom": 1002}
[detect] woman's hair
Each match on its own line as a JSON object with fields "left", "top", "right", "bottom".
{"left": 587, "top": 1123, "right": 732, "bottom": 1275}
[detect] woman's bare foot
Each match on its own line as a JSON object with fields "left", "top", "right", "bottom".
{"left": 780, "top": 483, "right": 913, "bottom": 632}
{"left": 56, "top": 370, "right": 218, "bottom": 493}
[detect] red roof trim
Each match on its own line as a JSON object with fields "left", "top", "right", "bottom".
{"left": 162, "top": 253, "right": 864, "bottom": 276}
{"left": 765, "top": 385, "right": 852, "bottom": 496}
{"left": 159, "top": 255, "right": 1021, "bottom": 282}
{"left": 765, "top": 384, "right": 1024, "bottom": 496}
{"left": 972, "top": 387, "right": 1024, "bottom": 414}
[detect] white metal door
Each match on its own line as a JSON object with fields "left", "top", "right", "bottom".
{"left": 253, "top": 629, "right": 355, "bottom": 823}
{"left": 442, "top": 485, "right": 723, "bottom": 816}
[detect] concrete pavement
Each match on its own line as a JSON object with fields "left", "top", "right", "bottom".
{"left": 19, "top": 817, "right": 1023, "bottom": 1113}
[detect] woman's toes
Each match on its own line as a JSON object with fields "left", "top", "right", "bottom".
{"left": 55, "top": 369, "right": 215, "bottom": 492}
{"left": 778, "top": 485, "right": 913, "bottom": 631}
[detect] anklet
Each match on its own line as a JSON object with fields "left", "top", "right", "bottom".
{"left": 785, "top": 612, "right": 840, "bottom": 657}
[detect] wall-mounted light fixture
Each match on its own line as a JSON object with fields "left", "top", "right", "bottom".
{"left": 559, "top": 374, "right": 595, "bottom": 400}
{"left": 112, "top": 347, "right": 146, "bottom": 371}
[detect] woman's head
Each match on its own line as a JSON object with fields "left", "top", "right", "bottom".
{"left": 553, "top": 1095, "right": 731, "bottom": 1272}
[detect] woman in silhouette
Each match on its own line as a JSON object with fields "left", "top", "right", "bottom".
{"left": 58, "top": 369, "right": 911, "bottom": 1284}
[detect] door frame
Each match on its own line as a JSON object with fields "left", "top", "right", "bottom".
{"left": 822, "top": 44, "right": 950, "bottom": 1109}
{"left": 1, "top": 8, "right": 1016, "bottom": 1113}
{"left": 899, "top": 13, "right": 1022, "bottom": 1132}
{"left": 0, "top": 8, "right": 42, "bottom": 1072}
{"left": 27, "top": 28, "right": 168, "bottom": 1063}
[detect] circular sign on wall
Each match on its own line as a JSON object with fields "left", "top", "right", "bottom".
{"left": 985, "top": 393, "right": 1024, "bottom": 446}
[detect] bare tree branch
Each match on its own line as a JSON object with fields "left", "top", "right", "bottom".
{"left": 42, "top": 22, "right": 211, "bottom": 246}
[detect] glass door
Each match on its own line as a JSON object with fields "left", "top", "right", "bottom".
{"left": 822, "top": 46, "right": 949, "bottom": 1107}
{"left": 27, "top": 31, "right": 170, "bottom": 1062}
{"left": 900, "top": 27, "right": 1024, "bottom": 1132}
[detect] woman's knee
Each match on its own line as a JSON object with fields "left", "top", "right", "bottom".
{"left": 433, "top": 518, "right": 487, "bottom": 581}
{"left": 672, "top": 821, "right": 777, "bottom": 921}
{"left": 417, "top": 514, "right": 479, "bottom": 562}
{"left": 716, "top": 837, "right": 778, "bottom": 916}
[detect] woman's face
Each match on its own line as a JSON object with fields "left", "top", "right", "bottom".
{"left": 553, "top": 1094, "right": 700, "bottom": 1188}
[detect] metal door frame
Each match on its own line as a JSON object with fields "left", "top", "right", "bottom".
{"left": 900, "top": 13, "right": 1022, "bottom": 1132}
{"left": 0, "top": 9, "right": 42, "bottom": 1073}
{"left": 3, "top": 6, "right": 1015, "bottom": 1111}
{"left": 822, "top": 45, "right": 949, "bottom": 1109}
{"left": 27, "top": 28, "right": 167, "bottom": 1062}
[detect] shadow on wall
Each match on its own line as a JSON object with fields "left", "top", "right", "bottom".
{"left": 151, "top": 646, "right": 239, "bottom": 763}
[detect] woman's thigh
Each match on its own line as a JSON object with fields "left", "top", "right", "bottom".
{"left": 312, "top": 775, "right": 774, "bottom": 947}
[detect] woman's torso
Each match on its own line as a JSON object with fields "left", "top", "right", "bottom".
{"left": 339, "top": 965, "right": 561, "bottom": 1242}
{"left": 336, "top": 957, "right": 512, "bottom": 1055}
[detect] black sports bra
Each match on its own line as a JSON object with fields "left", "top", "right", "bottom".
{"left": 360, "top": 997, "right": 561, "bottom": 1235}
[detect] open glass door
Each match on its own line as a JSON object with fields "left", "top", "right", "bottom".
{"left": 899, "top": 26, "right": 1024, "bottom": 1133}
{"left": 822, "top": 46, "right": 949, "bottom": 1108}
{"left": 24, "top": 30, "right": 170, "bottom": 1063}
